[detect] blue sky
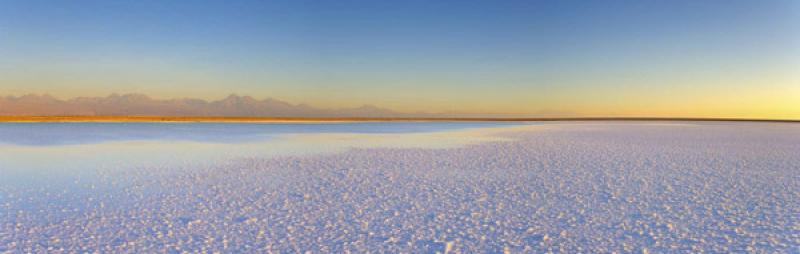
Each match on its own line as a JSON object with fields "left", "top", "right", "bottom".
{"left": 1, "top": 0, "right": 798, "bottom": 117}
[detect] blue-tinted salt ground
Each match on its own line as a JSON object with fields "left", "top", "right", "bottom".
{"left": 1, "top": 122, "right": 799, "bottom": 253}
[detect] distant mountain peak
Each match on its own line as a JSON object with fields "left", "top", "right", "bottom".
{"left": 16, "top": 93, "right": 57, "bottom": 101}
{"left": 0, "top": 93, "right": 408, "bottom": 117}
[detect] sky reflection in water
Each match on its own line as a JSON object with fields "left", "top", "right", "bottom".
{"left": 0, "top": 122, "right": 523, "bottom": 186}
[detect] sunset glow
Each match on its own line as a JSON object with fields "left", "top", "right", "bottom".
{"left": 1, "top": 1, "right": 798, "bottom": 119}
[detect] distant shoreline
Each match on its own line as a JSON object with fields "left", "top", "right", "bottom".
{"left": 0, "top": 116, "right": 798, "bottom": 123}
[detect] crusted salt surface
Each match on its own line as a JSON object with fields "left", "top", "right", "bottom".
{"left": 1, "top": 122, "right": 799, "bottom": 253}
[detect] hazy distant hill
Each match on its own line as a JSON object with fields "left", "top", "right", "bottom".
{"left": 0, "top": 94, "right": 405, "bottom": 117}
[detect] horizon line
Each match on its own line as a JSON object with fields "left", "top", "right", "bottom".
{"left": 1, "top": 116, "right": 798, "bottom": 123}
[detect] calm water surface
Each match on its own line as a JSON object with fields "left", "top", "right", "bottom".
{"left": 0, "top": 122, "right": 522, "bottom": 187}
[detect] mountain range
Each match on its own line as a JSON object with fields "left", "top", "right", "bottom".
{"left": 0, "top": 94, "right": 408, "bottom": 117}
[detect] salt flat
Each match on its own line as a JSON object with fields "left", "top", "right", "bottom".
{"left": 1, "top": 122, "right": 798, "bottom": 253}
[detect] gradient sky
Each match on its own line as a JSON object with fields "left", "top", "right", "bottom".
{"left": 1, "top": 0, "right": 798, "bottom": 118}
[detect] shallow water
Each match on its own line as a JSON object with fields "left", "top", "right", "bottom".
{"left": 0, "top": 122, "right": 520, "bottom": 186}
{"left": 0, "top": 121, "right": 520, "bottom": 146}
